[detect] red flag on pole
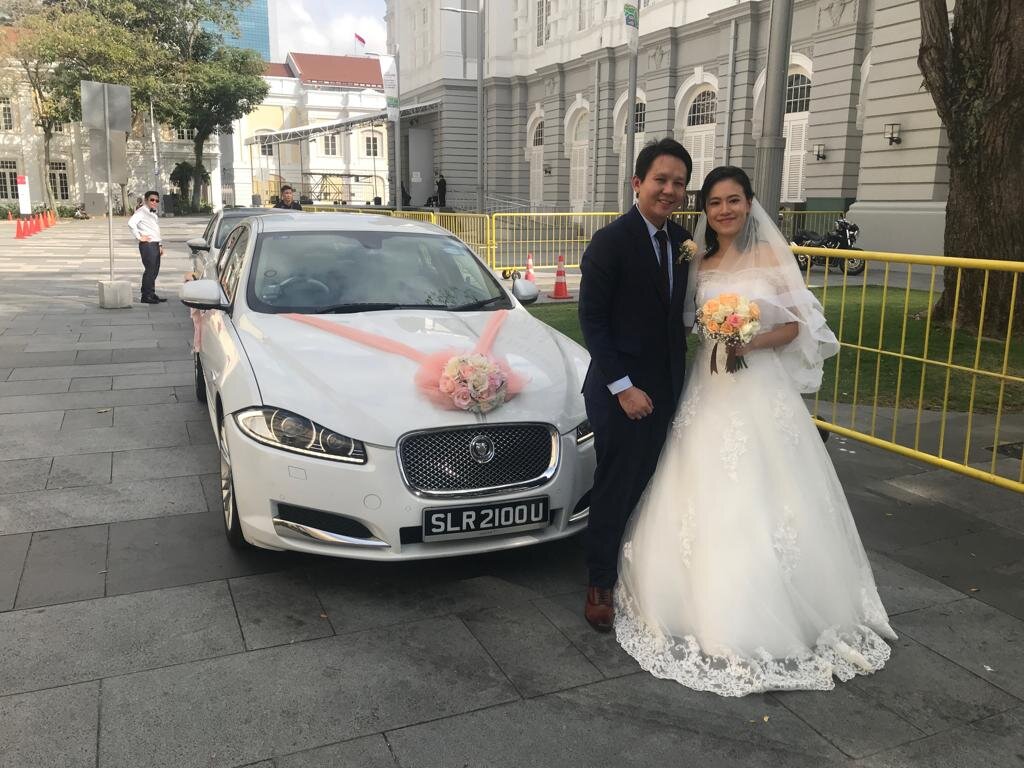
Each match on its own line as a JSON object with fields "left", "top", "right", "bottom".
{"left": 354, "top": 33, "right": 366, "bottom": 45}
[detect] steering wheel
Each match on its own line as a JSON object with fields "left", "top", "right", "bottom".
{"left": 278, "top": 276, "right": 330, "bottom": 300}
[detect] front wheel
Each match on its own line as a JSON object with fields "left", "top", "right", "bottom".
{"left": 843, "top": 248, "right": 866, "bottom": 275}
{"left": 219, "top": 419, "right": 249, "bottom": 549}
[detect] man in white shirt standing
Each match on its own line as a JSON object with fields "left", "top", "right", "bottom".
{"left": 127, "top": 190, "right": 166, "bottom": 303}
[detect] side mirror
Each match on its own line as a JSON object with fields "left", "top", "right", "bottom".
{"left": 511, "top": 277, "right": 539, "bottom": 306}
{"left": 186, "top": 237, "right": 210, "bottom": 252}
{"left": 180, "top": 279, "right": 228, "bottom": 310}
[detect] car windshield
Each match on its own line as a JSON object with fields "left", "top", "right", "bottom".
{"left": 246, "top": 231, "right": 510, "bottom": 313}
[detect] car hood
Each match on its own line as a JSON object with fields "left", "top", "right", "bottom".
{"left": 234, "top": 308, "right": 590, "bottom": 446}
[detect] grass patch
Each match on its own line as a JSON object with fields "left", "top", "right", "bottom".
{"left": 528, "top": 289, "right": 1024, "bottom": 414}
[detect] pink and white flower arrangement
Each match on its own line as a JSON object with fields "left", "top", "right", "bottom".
{"left": 439, "top": 353, "right": 510, "bottom": 413}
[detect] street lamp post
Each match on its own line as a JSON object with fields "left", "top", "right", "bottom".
{"left": 753, "top": 0, "right": 795, "bottom": 219}
{"left": 441, "top": 2, "right": 485, "bottom": 212}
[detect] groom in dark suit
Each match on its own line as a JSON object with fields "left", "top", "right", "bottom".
{"left": 578, "top": 138, "right": 693, "bottom": 632}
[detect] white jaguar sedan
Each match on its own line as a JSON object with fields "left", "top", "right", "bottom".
{"left": 180, "top": 213, "right": 595, "bottom": 560}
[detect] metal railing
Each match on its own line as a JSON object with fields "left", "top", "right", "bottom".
{"left": 795, "top": 245, "right": 1023, "bottom": 493}
{"left": 779, "top": 210, "right": 845, "bottom": 240}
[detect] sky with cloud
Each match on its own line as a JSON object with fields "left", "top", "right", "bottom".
{"left": 271, "top": 0, "right": 387, "bottom": 60}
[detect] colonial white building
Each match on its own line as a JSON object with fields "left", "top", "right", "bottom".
{"left": 221, "top": 53, "right": 390, "bottom": 207}
{"left": 385, "top": 0, "right": 949, "bottom": 253}
{"left": 0, "top": 83, "right": 222, "bottom": 213}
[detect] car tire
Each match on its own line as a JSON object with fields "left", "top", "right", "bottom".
{"left": 194, "top": 353, "right": 207, "bottom": 404}
{"left": 219, "top": 418, "right": 249, "bottom": 549}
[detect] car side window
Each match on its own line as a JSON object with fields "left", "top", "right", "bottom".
{"left": 219, "top": 226, "right": 250, "bottom": 304}
{"left": 202, "top": 215, "right": 217, "bottom": 246}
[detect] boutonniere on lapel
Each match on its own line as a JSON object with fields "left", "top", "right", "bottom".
{"left": 676, "top": 239, "right": 699, "bottom": 264}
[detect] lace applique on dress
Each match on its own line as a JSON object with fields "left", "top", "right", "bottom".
{"left": 772, "top": 505, "right": 800, "bottom": 577}
{"left": 614, "top": 589, "right": 893, "bottom": 697}
{"left": 677, "top": 501, "right": 696, "bottom": 568}
{"left": 721, "top": 412, "right": 748, "bottom": 481}
{"left": 673, "top": 384, "right": 702, "bottom": 434}
{"left": 772, "top": 390, "right": 800, "bottom": 446}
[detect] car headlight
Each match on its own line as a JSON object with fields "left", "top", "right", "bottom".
{"left": 575, "top": 419, "right": 594, "bottom": 445}
{"left": 234, "top": 407, "right": 367, "bottom": 464}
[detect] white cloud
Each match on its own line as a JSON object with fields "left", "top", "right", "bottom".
{"left": 272, "top": 0, "right": 387, "bottom": 60}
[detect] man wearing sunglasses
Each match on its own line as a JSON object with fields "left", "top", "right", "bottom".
{"left": 127, "top": 191, "right": 166, "bottom": 304}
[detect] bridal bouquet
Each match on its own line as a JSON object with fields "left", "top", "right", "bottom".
{"left": 696, "top": 293, "right": 761, "bottom": 374}
{"left": 439, "top": 353, "right": 510, "bottom": 413}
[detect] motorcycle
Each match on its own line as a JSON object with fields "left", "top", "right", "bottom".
{"left": 790, "top": 215, "right": 865, "bottom": 276}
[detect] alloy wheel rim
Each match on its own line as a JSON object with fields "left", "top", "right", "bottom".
{"left": 219, "top": 423, "right": 233, "bottom": 528}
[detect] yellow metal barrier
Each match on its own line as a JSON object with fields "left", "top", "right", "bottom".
{"left": 491, "top": 212, "right": 619, "bottom": 272}
{"left": 779, "top": 210, "right": 845, "bottom": 240}
{"left": 794, "top": 245, "right": 1024, "bottom": 493}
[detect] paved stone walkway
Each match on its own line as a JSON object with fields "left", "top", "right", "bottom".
{"left": 0, "top": 217, "right": 1022, "bottom": 768}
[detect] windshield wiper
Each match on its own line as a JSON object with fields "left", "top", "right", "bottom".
{"left": 313, "top": 302, "right": 438, "bottom": 314}
{"left": 451, "top": 295, "right": 508, "bottom": 312}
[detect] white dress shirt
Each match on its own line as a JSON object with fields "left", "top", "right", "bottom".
{"left": 607, "top": 206, "right": 672, "bottom": 396}
{"left": 128, "top": 206, "right": 161, "bottom": 244}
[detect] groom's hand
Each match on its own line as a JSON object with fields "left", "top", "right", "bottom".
{"left": 617, "top": 387, "right": 654, "bottom": 420}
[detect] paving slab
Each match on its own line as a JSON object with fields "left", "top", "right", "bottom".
{"left": 0, "top": 350, "right": 78, "bottom": 368}
{"left": 386, "top": 673, "right": 844, "bottom": 768}
{"left": 0, "top": 475, "right": 206, "bottom": 534}
{"left": 75, "top": 349, "right": 113, "bottom": 364}
{"left": 0, "top": 378, "right": 71, "bottom": 397}
{"left": 313, "top": 569, "right": 541, "bottom": 635}
{"left": 14, "top": 525, "right": 108, "bottom": 608}
{"left": 0, "top": 533, "right": 30, "bottom": 611}
{"left": 886, "top": 468, "right": 1024, "bottom": 518}
{"left": 112, "top": 444, "right": 218, "bottom": 481}
{"left": 46, "top": 452, "right": 113, "bottom": 489}
{"left": 7, "top": 361, "right": 165, "bottom": 381}
{"left": 0, "top": 386, "right": 188, "bottom": 416}
{"left": 69, "top": 376, "right": 112, "bottom": 392}
{"left": 228, "top": 569, "right": 333, "bottom": 650}
{"left": 533, "top": 591, "right": 640, "bottom": 678}
{"left": 0, "top": 410, "right": 66, "bottom": 430}
{"left": 187, "top": 420, "right": 216, "bottom": 445}
{"left": 0, "top": 457, "right": 52, "bottom": 494}
{"left": 112, "top": 371, "right": 194, "bottom": 389}
{"left": 856, "top": 706, "right": 1024, "bottom": 768}
{"left": 60, "top": 406, "right": 114, "bottom": 430}
{"left": 0, "top": 423, "right": 189, "bottom": 461}
{"left": 112, "top": 401, "right": 209, "bottom": 427}
{"left": 110, "top": 346, "right": 192, "bottom": 363}
{"left": 0, "top": 580, "right": 242, "bottom": 696}
{"left": 98, "top": 616, "right": 519, "bottom": 768}
{"left": 866, "top": 551, "right": 967, "bottom": 616}
{"left": 0, "top": 682, "right": 99, "bottom": 768}
{"left": 458, "top": 601, "right": 604, "bottom": 697}
{"left": 893, "top": 598, "right": 1024, "bottom": 699}
{"left": 273, "top": 735, "right": 398, "bottom": 768}
{"left": 105, "top": 511, "right": 297, "bottom": 595}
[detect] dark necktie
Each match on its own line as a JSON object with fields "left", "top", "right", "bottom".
{"left": 654, "top": 229, "right": 670, "bottom": 300}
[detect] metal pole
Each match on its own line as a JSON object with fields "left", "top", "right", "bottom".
{"left": 723, "top": 19, "right": 737, "bottom": 166}
{"left": 103, "top": 86, "right": 114, "bottom": 281}
{"left": 622, "top": 5, "right": 639, "bottom": 211}
{"left": 372, "top": 121, "right": 378, "bottom": 200}
{"left": 476, "top": 0, "right": 485, "bottom": 212}
{"left": 394, "top": 8, "right": 404, "bottom": 211}
{"left": 149, "top": 97, "right": 161, "bottom": 211}
{"left": 753, "top": 0, "right": 794, "bottom": 220}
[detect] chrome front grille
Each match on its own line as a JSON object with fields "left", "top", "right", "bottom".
{"left": 398, "top": 423, "right": 559, "bottom": 497}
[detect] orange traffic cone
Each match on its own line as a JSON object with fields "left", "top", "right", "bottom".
{"left": 548, "top": 254, "right": 573, "bottom": 300}
{"left": 32, "top": 214, "right": 40, "bottom": 234}
{"left": 15, "top": 218, "right": 25, "bottom": 239}
{"left": 524, "top": 253, "right": 536, "bottom": 283}
{"left": 40, "top": 211, "right": 49, "bottom": 229}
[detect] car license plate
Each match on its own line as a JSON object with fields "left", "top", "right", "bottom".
{"left": 423, "top": 496, "right": 550, "bottom": 541}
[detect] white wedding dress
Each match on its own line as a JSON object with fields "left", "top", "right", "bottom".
{"left": 614, "top": 263, "right": 897, "bottom": 697}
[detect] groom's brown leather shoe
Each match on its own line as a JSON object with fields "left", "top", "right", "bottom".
{"left": 585, "top": 587, "right": 614, "bottom": 633}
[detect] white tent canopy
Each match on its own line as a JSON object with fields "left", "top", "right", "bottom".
{"left": 244, "top": 100, "right": 440, "bottom": 147}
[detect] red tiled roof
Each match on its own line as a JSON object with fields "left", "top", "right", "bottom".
{"left": 287, "top": 53, "right": 383, "bottom": 88}
{"left": 264, "top": 62, "right": 294, "bottom": 78}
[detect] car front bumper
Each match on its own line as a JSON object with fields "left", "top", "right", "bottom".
{"left": 225, "top": 418, "right": 595, "bottom": 561}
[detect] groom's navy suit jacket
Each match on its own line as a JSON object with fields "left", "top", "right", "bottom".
{"left": 579, "top": 205, "right": 691, "bottom": 409}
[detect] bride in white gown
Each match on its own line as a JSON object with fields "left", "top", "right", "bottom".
{"left": 614, "top": 166, "right": 897, "bottom": 697}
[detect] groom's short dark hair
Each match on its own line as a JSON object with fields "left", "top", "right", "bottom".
{"left": 635, "top": 138, "right": 693, "bottom": 186}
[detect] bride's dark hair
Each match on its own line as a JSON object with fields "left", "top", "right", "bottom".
{"left": 700, "top": 166, "right": 755, "bottom": 258}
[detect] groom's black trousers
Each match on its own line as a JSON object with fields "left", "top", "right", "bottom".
{"left": 584, "top": 377, "right": 675, "bottom": 590}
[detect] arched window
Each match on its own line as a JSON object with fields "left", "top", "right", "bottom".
{"left": 569, "top": 112, "right": 590, "bottom": 212}
{"left": 530, "top": 121, "right": 545, "bottom": 208}
{"left": 533, "top": 122, "right": 544, "bottom": 146}
{"left": 785, "top": 74, "right": 811, "bottom": 114}
{"left": 782, "top": 74, "right": 811, "bottom": 202}
{"left": 624, "top": 102, "right": 646, "bottom": 134}
{"left": 686, "top": 90, "right": 716, "bottom": 126}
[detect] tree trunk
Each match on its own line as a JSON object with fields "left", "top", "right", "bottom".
{"left": 191, "top": 134, "right": 207, "bottom": 211}
{"left": 918, "top": 0, "right": 1024, "bottom": 336}
{"left": 41, "top": 127, "right": 55, "bottom": 211}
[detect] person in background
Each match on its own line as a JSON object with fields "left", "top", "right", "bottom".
{"left": 274, "top": 185, "right": 302, "bottom": 210}
{"left": 436, "top": 173, "right": 447, "bottom": 207}
{"left": 127, "top": 190, "right": 165, "bottom": 304}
